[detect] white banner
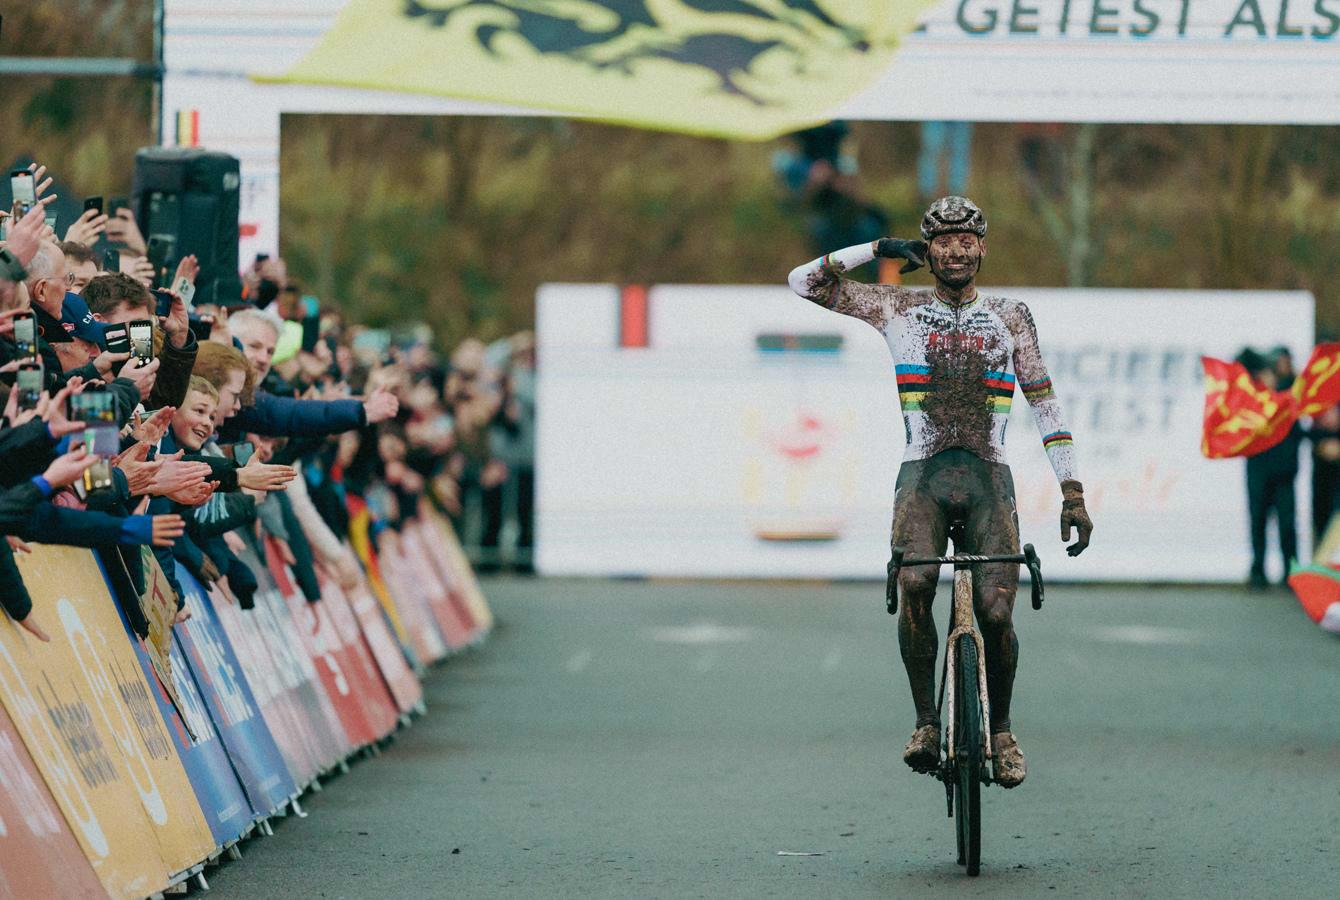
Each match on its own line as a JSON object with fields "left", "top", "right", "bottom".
{"left": 536, "top": 283, "right": 1313, "bottom": 581}
{"left": 163, "top": 1, "right": 1340, "bottom": 261}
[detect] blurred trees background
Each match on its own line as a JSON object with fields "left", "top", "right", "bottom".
{"left": 278, "top": 115, "right": 1340, "bottom": 346}
{"left": 3, "top": 1, "right": 1338, "bottom": 347}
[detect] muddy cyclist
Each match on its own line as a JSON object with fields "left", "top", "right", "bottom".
{"left": 786, "top": 195, "right": 1094, "bottom": 788}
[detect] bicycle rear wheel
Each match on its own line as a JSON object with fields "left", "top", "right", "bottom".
{"left": 954, "top": 635, "right": 983, "bottom": 876}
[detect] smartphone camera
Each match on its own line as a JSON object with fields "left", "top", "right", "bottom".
{"left": 12, "top": 312, "right": 37, "bottom": 357}
{"left": 15, "top": 359, "right": 43, "bottom": 412}
{"left": 128, "top": 319, "right": 154, "bottom": 364}
{"left": 70, "top": 385, "right": 114, "bottom": 423}
{"left": 81, "top": 423, "right": 119, "bottom": 496}
{"left": 102, "top": 248, "right": 120, "bottom": 274}
{"left": 84, "top": 196, "right": 104, "bottom": 217}
{"left": 9, "top": 170, "right": 35, "bottom": 205}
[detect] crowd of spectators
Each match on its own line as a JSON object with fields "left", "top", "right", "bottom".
{"left": 0, "top": 161, "right": 534, "bottom": 644}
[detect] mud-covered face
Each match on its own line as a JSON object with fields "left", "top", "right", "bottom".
{"left": 928, "top": 233, "right": 985, "bottom": 289}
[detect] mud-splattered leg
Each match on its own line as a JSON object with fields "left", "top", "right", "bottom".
{"left": 892, "top": 465, "right": 948, "bottom": 728}
{"left": 967, "top": 464, "right": 1022, "bottom": 734}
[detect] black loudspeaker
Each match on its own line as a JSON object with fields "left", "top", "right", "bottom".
{"left": 131, "top": 148, "right": 242, "bottom": 306}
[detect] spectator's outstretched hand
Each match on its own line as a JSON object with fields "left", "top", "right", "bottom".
{"left": 117, "top": 357, "right": 160, "bottom": 401}
{"left": 167, "top": 479, "right": 218, "bottom": 507}
{"left": 17, "top": 613, "right": 51, "bottom": 642}
{"left": 43, "top": 447, "right": 98, "bottom": 489}
{"left": 113, "top": 442, "right": 162, "bottom": 495}
{"left": 42, "top": 378, "right": 87, "bottom": 439}
{"left": 6, "top": 536, "right": 32, "bottom": 554}
{"left": 4, "top": 194, "right": 56, "bottom": 266}
{"left": 64, "top": 208, "right": 109, "bottom": 246}
{"left": 362, "top": 387, "right": 399, "bottom": 424}
{"left": 130, "top": 406, "right": 175, "bottom": 444}
{"left": 104, "top": 207, "right": 147, "bottom": 255}
{"left": 152, "top": 514, "right": 186, "bottom": 548}
{"left": 236, "top": 454, "right": 297, "bottom": 493}
{"left": 150, "top": 453, "right": 211, "bottom": 496}
{"left": 158, "top": 289, "right": 189, "bottom": 347}
{"left": 27, "top": 163, "right": 55, "bottom": 201}
{"left": 126, "top": 256, "right": 155, "bottom": 288}
{"left": 173, "top": 254, "right": 200, "bottom": 286}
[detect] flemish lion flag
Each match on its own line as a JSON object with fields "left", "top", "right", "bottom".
{"left": 1201, "top": 343, "right": 1340, "bottom": 459}
{"left": 265, "top": 0, "right": 933, "bottom": 140}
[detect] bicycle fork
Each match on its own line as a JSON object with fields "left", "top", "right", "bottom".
{"left": 940, "top": 567, "right": 993, "bottom": 814}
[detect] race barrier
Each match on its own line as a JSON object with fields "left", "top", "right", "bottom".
{"left": 0, "top": 506, "right": 490, "bottom": 899}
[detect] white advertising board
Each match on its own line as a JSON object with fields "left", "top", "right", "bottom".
{"left": 536, "top": 283, "right": 1313, "bottom": 581}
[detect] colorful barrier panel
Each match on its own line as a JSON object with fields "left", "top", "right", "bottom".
{"left": 175, "top": 566, "right": 298, "bottom": 817}
{"left": 339, "top": 571, "right": 424, "bottom": 715}
{"left": 377, "top": 529, "right": 450, "bottom": 665}
{"left": 265, "top": 536, "right": 378, "bottom": 749}
{"left": 117, "top": 581, "right": 256, "bottom": 850}
{"left": 0, "top": 705, "right": 108, "bottom": 899}
{"left": 314, "top": 575, "right": 401, "bottom": 739}
{"left": 0, "top": 509, "right": 494, "bottom": 896}
{"left": 400, "top": 522, "right": 475, "bottom": 650}
{"left": 422, "top": 508, "right": 494, "bottom": 636}
{"left": 1, "top": 546, "right": 215, "bottom": 898}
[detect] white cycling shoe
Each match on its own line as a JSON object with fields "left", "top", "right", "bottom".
{"left": 991, "top": 732, "right": 1026, "bottom": 788}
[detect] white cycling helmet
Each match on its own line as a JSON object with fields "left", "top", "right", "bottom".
{"left": 920, "top": 196, "right": 987, "bottom": 241}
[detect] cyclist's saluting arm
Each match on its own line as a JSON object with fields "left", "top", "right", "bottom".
{"left": 786, "top": 238, "right": 926, "bottom": 329}
{"left": 1009, "top": 300, "right": 1094, "bottom": 556}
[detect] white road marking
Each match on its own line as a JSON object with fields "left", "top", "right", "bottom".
{"left": 821, "top": 648, "right": 842, "bottom": 672}
{"left": 646, "top": 622, "right": 756, "bottom": 645}
{"left": 565, "top": 650, "right": 592, "bottom": 672}
{"left": 1091, "top": 625, "right": 1202, "bottom": 646}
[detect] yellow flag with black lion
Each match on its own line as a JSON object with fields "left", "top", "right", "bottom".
{"left": 269, "top": 0, "right": 931, "bottom": 139}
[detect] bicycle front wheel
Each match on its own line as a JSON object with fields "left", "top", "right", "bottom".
{"left": 954, "top": 635, "right": 983, "bottom": 876}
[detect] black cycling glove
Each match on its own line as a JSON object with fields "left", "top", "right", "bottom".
{"left": 875, "top": 238, "right": 929, "bottom": 274}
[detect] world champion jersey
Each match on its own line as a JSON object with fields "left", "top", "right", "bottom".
{"left": 787, "top": 241, "right": 1078, "bottom": 485}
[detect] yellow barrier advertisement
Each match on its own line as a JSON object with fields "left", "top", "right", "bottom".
{"left": 7, "top": 546, "right": 215, "bottom": 887}
{"left": 269, "top": 0, "right": 931, "bottom": 140}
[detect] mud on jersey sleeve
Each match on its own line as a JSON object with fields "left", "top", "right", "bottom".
{"left": 1009, "top": 301, "right": 1078, "bottom": 485}
{"left": 787, "top": 242, "right": 894, "bottom": 330}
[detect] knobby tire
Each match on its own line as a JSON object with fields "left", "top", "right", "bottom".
{"left": 954, "top": 635, "right": 983, "bottom": 876}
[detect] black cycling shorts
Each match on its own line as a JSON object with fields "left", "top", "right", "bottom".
{"left": 892, "top": 448, "right": 1020, "bottom": 561}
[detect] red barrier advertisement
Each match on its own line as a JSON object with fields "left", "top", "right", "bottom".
{"left": 0, "top": 705, "right": 108, "bottom": 899}
{"left": 315, "top": 576, "right": 400, "bottom": 739}
{"left": 376, "top": 529, "right": 449, "bottom": 665}
{"left": 265, "top": 536, "right": 377, "bottom": 748}
{"left": 400, "top": 523, "right": 474, "bottom": 650}
{"left": 342, "top": 574, "right": 423, "bottom": 715}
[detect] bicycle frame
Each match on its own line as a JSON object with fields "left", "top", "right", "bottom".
{"left": 885, "top": 543, "right": 1045, "bottom": 779}
{"left": 942, "top": 566, "right": 993, "bottom": 769}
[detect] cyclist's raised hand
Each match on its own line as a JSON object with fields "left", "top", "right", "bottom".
{"left": 1060, "top": 479, "right": 1092, "bottom": 557}
{"left": 875, "top": 237, "right": 929, "bottom": 274}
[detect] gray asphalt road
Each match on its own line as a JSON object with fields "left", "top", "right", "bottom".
{"left": 206, "top": 577, "right": 1338, "bottom": 899}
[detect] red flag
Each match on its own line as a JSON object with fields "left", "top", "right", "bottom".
{"left": 1201, "top": 344, "right": 1340, "bottom": 459}
{"left": 1294, "top": 343, "right": 1340, "bottom": 416}
{"left": 1200, "top": 357, "right": 1297, "bottom": 458}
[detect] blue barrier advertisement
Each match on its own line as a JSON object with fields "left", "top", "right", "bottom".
{"left": 175, "top": 565, "right": 298, "bottom": 817}
{"left": 102, "top": 559, "right": 255, "bottom": 850}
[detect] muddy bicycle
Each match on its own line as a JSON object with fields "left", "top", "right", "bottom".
{"left": 886, "top": 529, "right": 1045, "bottom": 876}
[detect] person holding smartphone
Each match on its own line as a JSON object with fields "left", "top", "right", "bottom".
{"left": 80, "top": 271, "right": 197, "bottom": 409}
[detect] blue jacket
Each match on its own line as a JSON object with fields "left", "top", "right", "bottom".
{"left": 220, "top": 390, "right": 365, "bottom": 442}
